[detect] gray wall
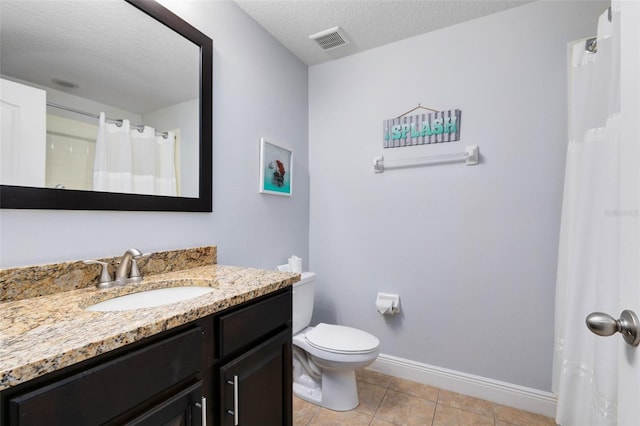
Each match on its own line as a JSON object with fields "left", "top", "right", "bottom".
{"left": 308, "top": 0, "right": 607, "bottom": 392}
{"left": 0, "top": 0, "right": 609, "bottom": 396}
{"left": 0, "top": 0, "right": 309, "bottom": 270}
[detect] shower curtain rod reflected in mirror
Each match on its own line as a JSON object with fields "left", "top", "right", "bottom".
{"left": 46, "top": 102, "right": 169, "bottom": 138}
{"left": 584, "top": 6, "right": 612, "bottom": 53}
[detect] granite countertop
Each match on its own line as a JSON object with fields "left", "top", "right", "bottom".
{"left": 0, "top": 264, "right": 299, "bottom": 391}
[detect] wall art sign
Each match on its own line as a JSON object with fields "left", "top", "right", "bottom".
{"left": 259, "top": 138, "right": 293, "bottom": 196}
{"left": 383, "top": 109, "right": 462, "bottom": 148}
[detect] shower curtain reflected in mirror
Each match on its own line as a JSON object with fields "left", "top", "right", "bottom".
{"left": 93, "top": 112, "right": 177, "bottom": 196}
{"left": 553, "top": 8, "right": 621, "bottom": 426}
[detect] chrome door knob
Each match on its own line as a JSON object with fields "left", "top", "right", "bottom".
{"left": 586, "top": 310, "right": 640, "bottom": 346}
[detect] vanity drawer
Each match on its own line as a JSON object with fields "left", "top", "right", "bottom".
{"left": 8, "top": 326, "right": 203, "bottom": 426}
{"left": 217, "top": 289, "right": 291, "bottom": 358}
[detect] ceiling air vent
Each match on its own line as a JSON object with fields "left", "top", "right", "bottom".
{"left": 309, "top": 26, "right": 349, "bottom": 51}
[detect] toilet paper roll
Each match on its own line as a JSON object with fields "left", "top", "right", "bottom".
{"left": 376, "top": 299, "right": 394, "bottom": 315}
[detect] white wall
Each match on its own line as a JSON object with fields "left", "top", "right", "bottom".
{"left": 308, "top": 0, "right": 607, "bottom": 392}
{"left": 0, "top": 0, "right": 309, "bottom": 270}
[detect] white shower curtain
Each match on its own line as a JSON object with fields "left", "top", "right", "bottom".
{"left": 553, "top": 8, "right": 621, "bottom": 426}
{"left": 130, "top": 124, "right": 157, "bottom": 195}
{"left": 93, "top": 112, "right": 133, "bottom": 193}
{"left": 93, "top": 112, "right": 177, "bottom": 195}
{"left": 153, "top": 130, "right": 177, "bottom": 196}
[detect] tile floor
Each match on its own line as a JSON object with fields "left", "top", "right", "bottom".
{"left": 293, "top": 369, "right": 557, "bottom": 426}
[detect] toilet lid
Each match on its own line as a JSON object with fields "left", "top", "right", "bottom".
{"left": 305, "top": 323, "right": 379, "bottom": 354}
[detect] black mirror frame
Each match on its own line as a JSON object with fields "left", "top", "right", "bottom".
{"left": 0, "top": 0, "right": 212, "bottom": 212}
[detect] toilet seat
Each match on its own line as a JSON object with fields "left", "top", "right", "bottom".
{"left": 305, "top": 323, "right": 379, "bottom": 355}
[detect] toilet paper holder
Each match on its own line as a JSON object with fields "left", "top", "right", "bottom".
{"left": 376, "top": 293, "right": 400, "bottom": 315}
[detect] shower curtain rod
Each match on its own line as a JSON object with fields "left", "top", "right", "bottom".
{"left": 585, "top": 7, "right": 612, "bottom": 53}
{"left": 46, "top": 102, "right": 168, "bottom": 138}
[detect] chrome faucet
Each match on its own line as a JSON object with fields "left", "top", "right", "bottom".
{"left": 115, "top": 248, "right": 144, "bottom": 284}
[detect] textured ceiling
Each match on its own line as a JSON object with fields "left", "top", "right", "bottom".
{"left": 0, "top": 1, "right": 199, "bottom": 114}
{"left": 1, "top": 0, "right": 536, "bottom": 113}
{"left": 234, "top": 0, "right": 535, "bottom": 66}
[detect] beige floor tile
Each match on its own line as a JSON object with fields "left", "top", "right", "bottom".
{"left": 356, "top": 368, "right": 393, "bottom": 388}
{"left": 496, "top": 422, "right": 550, "bottom": 426}
{"left": 293, "top": 395, "right": 322, "bottom": 425}
{"left": 388, "top": 377, "right": 440, "bottom": 402}
{"left": 376, "top": 388, "right": 437, "bottom": 425}
{"left": 432, "top": 404, "right": 494, "bottom": 426}
{"left": 370, "top": 417, "right": 401, "bottom": 426}
{"left": 307, "top": 408, "right": 373, "bottom": 425}
{"left": 355, "top": 380, "right": 387, "bottom": 415}
{"left": 437, "top": 389, "right": 494, "bottom": 417}
{"left": 493, "top": 403, "right": 557, "bottom": 426}
{"left": 292, "top": 372, "right": 559, "bottom": 426}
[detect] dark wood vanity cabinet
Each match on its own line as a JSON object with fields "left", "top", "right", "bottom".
{"left": 0, "top": 288, "right": 292, "bottom": 426}
{"left": 2, "top": 325, "right": 207, "bottom": 426}
{"left": 215, "top": 290, "right": 292, "bottom": 426}
{"left": 219, "top": 330, "right": 291, "bottom": 426}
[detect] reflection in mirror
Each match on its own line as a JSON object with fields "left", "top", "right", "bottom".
{"left": 0, "top": 0, "right": 212, "bottom": 211}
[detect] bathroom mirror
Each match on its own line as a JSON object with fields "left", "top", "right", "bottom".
{"left": 0, "top": 0, "right": 212, "bottom": 211}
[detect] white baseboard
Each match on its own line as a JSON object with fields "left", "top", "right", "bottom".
{"left": 368, "top": 353, "right": 557, "bottom": 418}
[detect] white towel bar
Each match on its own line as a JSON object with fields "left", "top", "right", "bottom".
{"left": 373, "top": 145, "right": 479, "bottom": 173}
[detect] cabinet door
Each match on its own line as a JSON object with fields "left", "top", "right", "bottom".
{"left": 7, "top": 327, "right": 202, "bottom": 426}
{"left": 219, "top": 329, "right": 292, "bottom": 426}
{"left": 123, "top": 381, "right": 204, "bottom": 426}
{"left": 217, "top": 290, "right": 291, "bottom": 359}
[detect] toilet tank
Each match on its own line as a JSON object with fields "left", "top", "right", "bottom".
{"left": 292, "top": 272, "right": 315, "bottom": 334}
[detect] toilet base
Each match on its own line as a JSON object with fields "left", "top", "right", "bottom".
{"left": 293, "top": 368, "right": 359, "bottom": 411}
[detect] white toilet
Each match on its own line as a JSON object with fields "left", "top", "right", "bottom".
{"left": 292, "top": 272, "right": 380, "bottom": 411}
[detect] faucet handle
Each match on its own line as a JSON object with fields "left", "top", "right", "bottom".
{"left": 83, "top": 260, "right": 113, "bottom": 287}
{"left": 129, "top": 253, "right": 151, "bottom": 281}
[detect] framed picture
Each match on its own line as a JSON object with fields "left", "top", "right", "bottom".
{"left": 259, "top": 138, "right": 293, "bottom": 196}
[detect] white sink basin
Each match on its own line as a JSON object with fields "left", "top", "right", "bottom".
{"left": 86, "top": 286, "right": 215, "bottom": 311}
